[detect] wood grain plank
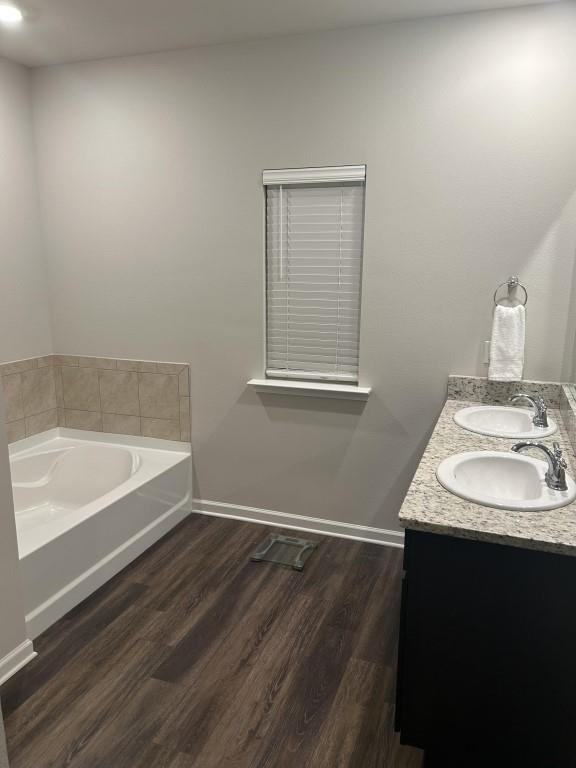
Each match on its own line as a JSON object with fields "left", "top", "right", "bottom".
{"left": 1, "top": 579, "right": 147, "bottom": 717}
{"left": 118, "top": 514, "right": 213, "bottom": 583}
{"left": 251, "top": 548, "right": 381, "bottom": 768}
{"left": 154, "top": 564, "right": 302, "bottom": 756}
{"left": 66, "top": 678, "right": 180, "bottom": 768}
{"left": 152, "top": 560, "right": 275, "bottom": 685}
{"left": 147, "top": 517, "right": 258, "bottom": 610}
{"left": 309, "top": 657, "right": 384, "bottom": 768}
{"left": 254, "top": 622, "right": 357, "bottom": 768}
{"left": 1, "top": 517, "right": 422, "bottom": 768}
{"left": 353, "top": 547, "right": 403, "bottom": 666}
{"left": 6, "top": 638, "right": 170, "bottom": 768}
{"left": 140, "top": 522, "right": 267, "bottom": 647}
{"left": 3, "top": 584, "right": 166, "bottom": 756}
{"left": 191, "top": 593, "right": 326, "bottom": 768}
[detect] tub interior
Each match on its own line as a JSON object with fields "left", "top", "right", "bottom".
{"left": 12, "top": 444, "right": 138, "bottom": 528}
{"left": 10, "top": 430, "right": 190, "bottom": 552}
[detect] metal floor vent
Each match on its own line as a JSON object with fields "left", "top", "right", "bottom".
{"left": 250, "top": 534, "right": 319, "bottom": 571}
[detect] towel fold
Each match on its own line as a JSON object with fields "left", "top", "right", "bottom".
{"left": 488, "top": 304, "right": 525, "bottom": 381}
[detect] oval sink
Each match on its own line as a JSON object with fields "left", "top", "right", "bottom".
{"left": 454, "top": 406, "right": 557, "bottom": 439}
{"left": 436, "top": 451, "right": 576, "bottom": 511}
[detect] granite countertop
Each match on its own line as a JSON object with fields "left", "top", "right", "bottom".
{"left": 399, "top": 398, "right": 576, "bottom": 556}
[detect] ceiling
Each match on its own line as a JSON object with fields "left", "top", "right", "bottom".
{"left": 0, "top": 0, "right": 562, "bottom": 67}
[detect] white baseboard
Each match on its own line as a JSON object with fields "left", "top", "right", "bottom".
{"left": 0, "top": 640, "right": 36, "bottom": 686}
{"left": 193, "top": 499, "right": 404, "bottom": 548}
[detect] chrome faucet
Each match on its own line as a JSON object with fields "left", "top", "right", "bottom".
{"left": 511, "top": 441, "right": 568, "bottom": 491}
{"left": 510, "top": 393, "right": 549, "bottom": 428}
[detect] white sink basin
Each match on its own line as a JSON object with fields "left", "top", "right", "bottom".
{"left": 436, "top": 451, "right": 576, "bottom": 511}
{"left": 454, "top": 406, "right": 557, "bottom": 439}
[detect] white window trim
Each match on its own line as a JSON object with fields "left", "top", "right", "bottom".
{"left": 260, "top": 164, "right": 367, "bottom": 394}
{"left": 247, "top": 378, "right": 371, "bottom": 401}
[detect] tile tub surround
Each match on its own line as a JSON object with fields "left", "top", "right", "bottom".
{"left": 447, "top": 375, "right": 563, "bottom": 408}
{"left": 1, "top": 356, "right": 191, "bottom": 443}
{"left": 399, "top": 397, "right": 576, "bottom": 557}
{"left": 0, "top": 357, "right": 57, "bottom": 443}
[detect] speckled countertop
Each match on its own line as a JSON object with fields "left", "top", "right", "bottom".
{"left": 399, "top": 398, "right": 576, "bottom": 556}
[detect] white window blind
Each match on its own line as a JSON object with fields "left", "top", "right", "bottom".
{"left": 264, "top": 166, "right": 366, "bottom": 383}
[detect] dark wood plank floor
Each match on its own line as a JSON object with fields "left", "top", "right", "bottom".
{"left": 1, "top": 515, "right": 423, "bottom": 768}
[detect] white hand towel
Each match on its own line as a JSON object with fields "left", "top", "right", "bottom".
{"left": 488, "top": 304, "right": 525, "bottom": 381}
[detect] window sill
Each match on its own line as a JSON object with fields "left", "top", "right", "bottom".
{"left": 247, "top": 378, "right": 371, "bottom": 401}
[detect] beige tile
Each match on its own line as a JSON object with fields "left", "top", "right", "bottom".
{"left": 78, "top": 356, "right": 118, "bottom": 370}
{"left": 178, "top": 368, "right": 190, "bottom": 396}
{"left": 21, "top": 368, "right": 57, "bottom": 417}
{"left": 179, "top": 396, "right": 190, "bottom": 424}
{"left": 139, "top": 373, "right": 179, "bottom": 420}
{"left": 25, "top": 409, "right": 58, "bottom": 437}
{"left": 141, "top": 418, "right": 181, "bottom": 441}
{"left": 61, "top": 367, "right": 100, "bottom": 411}
{"left": 57, "top": 408, "right": 66, "bottom": 427}
{"left": 138, "top": 361, "right": 158, "bottom": 373}
{"left": 116, "top": 359, "right": 158, "bottom": 372}
{"left": 0, "top": 358, "right": 37, "bottom": 376}
{"left": 6, "top": 419, "right": 25, "bottom": 443}
{"left": 54, "top": 367, "right": 64, "bottom": 408}
{"left": 102, "top": 413, "right": 141, "bottom": 436}
{"left": 180, "top": 420, "right": 191, "bottom": 442}
{"left": 53, "top": 355, "right": 79, "bottom": 367}
{"left": 157, "top": 362, "right": 186, "bottom": 374}
{"left": 99, "top": 371, "right": 139, "bottom": 415}
{"left": 64, "top": 410, "right": 102, "bottom": 431}
{"left": 37, "top": 355, "right": 55, "bottom": 368}
{"left": 179, "top": 396, "right": 191, "bottom": 441}
{"left": 2, "top": 374, "right": 23, "bottom": 422}
{"left": 117, "top": 359, "right": 140, "bottom": 371}
{"left": 116, "top": 359, "right": 184, "bottom": 374}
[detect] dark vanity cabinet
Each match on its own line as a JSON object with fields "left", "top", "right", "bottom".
{"left": 395, "top": 529, "right": 576, "bottom": 767}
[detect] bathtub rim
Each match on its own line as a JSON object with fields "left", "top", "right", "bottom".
{"left": 9, "top": 427, "right": 190, "bottom": 458}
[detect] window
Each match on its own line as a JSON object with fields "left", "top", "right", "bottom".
{"left": 264, "top": 165, "right": 366, "bottom": 384}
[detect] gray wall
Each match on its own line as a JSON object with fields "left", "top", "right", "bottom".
{"left": 0, "top": 56, "right": 37, "bottom": 700}
{"left": 31, "top": 3, "right": 576, "bottom": 532}
{"left": 0, "top": 58, "right": 52, "bottom": 363}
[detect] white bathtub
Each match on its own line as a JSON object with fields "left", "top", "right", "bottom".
{"left": 9, "top": 428, "right": 192, "bottom": 638}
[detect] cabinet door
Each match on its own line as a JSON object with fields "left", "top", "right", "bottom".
{"left": 397, "top": 530, "right": 576, "bottom": 766}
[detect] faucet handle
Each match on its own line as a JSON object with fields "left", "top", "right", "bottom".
{"left": 512, "top": 441, "right": 568, "bottom": 491}
{"left": 553, "top": 442, "right": 567, "bottom": 469}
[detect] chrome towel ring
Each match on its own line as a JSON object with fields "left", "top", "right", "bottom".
{"left": 493, "top": 276, "right": 528, "bottom": 307}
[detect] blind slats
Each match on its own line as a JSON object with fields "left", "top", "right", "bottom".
{"left": 266, "top": 179, "right": 364, "bottom": 383}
